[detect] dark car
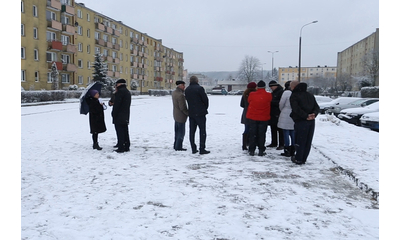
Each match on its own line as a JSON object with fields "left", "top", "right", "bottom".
{"left": 338, "top": 101, "right": 379, "bottom": 126}
{"left": 360, "top": 111, "right": 379, "bottom": 132}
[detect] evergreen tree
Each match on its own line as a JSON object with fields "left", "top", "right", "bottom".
{"left": 51, "top": 62, "right": 59, "bottom": 90}
{"left": 92, "top": 52, "right": 114, "bottom": 94}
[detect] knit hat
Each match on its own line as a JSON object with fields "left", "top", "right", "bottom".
{"left": 269, "top": 80, "right": 279, "bottom": 87}
{"left": 176, "top": 80, "right": 185, "bottom": 85}
{"left": 247, "top": 82, "right": 257, "bottom": 89}
{"left": 116, "top": 79, "right": 126, "bottom": 84}
{"left": 89, "top": 89, "right": 99, "bottom": 97}
{"left": 257, "top": 80, "right": 266, "bottom": 88}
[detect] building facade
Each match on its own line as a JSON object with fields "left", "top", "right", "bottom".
{"left": 21, "top": 0, "right": 184, "bottom": 92}
{"left": 336, "top": 28, "right": 379, "bottom": 86}
{"left": 278, "top": 66, "right": 337, "bottom": 85}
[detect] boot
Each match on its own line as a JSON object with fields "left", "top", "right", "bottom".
{"left": 280, "top": 146, "right": 291, "bottom": 157}
{"left": 93, "top": 142, "right": 102, "bottom": 150}
{"left": 290, "top": 145, "right": 295, "bottom": 156}
{"left": 242, "top": 133, "right": 248, "bottom": 150}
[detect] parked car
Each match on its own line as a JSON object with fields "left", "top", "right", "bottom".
{"left": 210, "top": 87, "right": 228, "bottom": 95}
{"left": 315, "top": 95, "right": 332, "bottom": 104}
{"left": 326, "top": 98, "right": 379, "bottom": 116}
{"left": 360, "top": 111, "right": 379, "bottom": 132}
{"left": 338, "top": 101, "right": 379, "bottom": 126}
{"left": 318, "top": 97, "right": 361, "bottom": 114}
{"left": 228, "top": 90, "right": 244, "bottom": 95}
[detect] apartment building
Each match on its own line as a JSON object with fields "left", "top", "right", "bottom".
{"left": 336, "top": 28, "right": 379, "bottom": 86}
{"left": 278, "top": 66, "right": 337, "bottom": 85}
{"left": 21, "top": 0, "right": 184, "bottom": 93}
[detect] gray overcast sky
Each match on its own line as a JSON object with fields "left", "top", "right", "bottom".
{"left": 78, "top": 0, "right": 379, "bottom": 72}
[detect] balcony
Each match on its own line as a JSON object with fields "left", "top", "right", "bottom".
{"left": 48, "top": 61, "right": 63, "bottom": 70}
{"left": 107, "top": 71, "right": 113, "bottom": 77}
{"left": 114, "top": 72, "right": 120, "bottom": 78}
{"left": 62, "top": 24, "right": 75, "bottom": 35}
{"left": 47, "top": 0, "right": 61, "bottom": 10}
{"left": 62, "top": 44, "right": 76, "bottom": 53}
{"left": 112, "top": 29, "right": 120, "bottom": 37}
{"left": 130, "top": 62, "right": 138, "bottom": 67}
{"left": 113, "top": 44, "right": 120, "bottom": 50}
{"left": 105, "top": 26, "right": 113, "bottom": 34}
{"left": 106, "top": 42, "right": 113, "bottom": 48}
{"left": 63, "top": 63, "right": 77, "bottom": 72}
{"left": 47, "top": 20, "right": 62, "bottom": 31}
{"left": 61, "top": 4, "right": 74, "bottom": 15}
{"left": 113, "top": 58, "right": 120, "bottom": 64}
{"left": 106, "top": 56, "right": 113, "bottom": 62}
{"left": 95, "top": 38, "right": 105, "bottom": 46}
{"left": 48, "top": 40, "right": 63, "bottom": 51}
{"left": 95, "top": 23, "right": 105, "bottom": 31}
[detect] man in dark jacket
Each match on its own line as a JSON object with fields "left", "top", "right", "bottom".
{"left": 112, "top": 79, "right": 132, "bottom": 153}
{"left": 185, "top": 76, "right": 210, "bottom": 154}
{"left": 172, "top": 80, "right": 189, "bottom": 151}
{"left": 267, "top": 80, "right": 284, "bottom": 150}
{"left": 289, "top": 81, "right": 320, "bottom": 165}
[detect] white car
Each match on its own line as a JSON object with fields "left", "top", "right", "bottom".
{"left": 338, "top": 101, "right": 379, "bottom": 126}
{"left": 326, "top": 98, "right": 379, "bottom": 116}
{"left": 360, "top": 111, "right": 379, "bottom": 131}
{"left": 319, "top": 97, "right": 361, "bottom": 114}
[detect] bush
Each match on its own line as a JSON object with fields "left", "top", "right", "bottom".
{"left": 21, "top": 90, "right": 67, "bottom": 103}
{"left": 360, "top": 86, "right": 379, "bottom": 98}
{"left": 148, "top": 89, "right": 171, "bottom": 96}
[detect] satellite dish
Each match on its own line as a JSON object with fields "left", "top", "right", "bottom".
{"left": 75, "top": 22, "right": 79, "bottom": 27}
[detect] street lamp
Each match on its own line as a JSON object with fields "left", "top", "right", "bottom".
{"left": 298, "top": 20, "right": 318, "bottom": 82}
{"left": 268, "top": 51, "right": 278, "bottom": 78}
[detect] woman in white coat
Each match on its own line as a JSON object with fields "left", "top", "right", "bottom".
{"left": 277, "top": 81, "right": 295, "bottom": 157}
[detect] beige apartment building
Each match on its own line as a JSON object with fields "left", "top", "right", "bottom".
{"left": 21, "top": 0, "right": 184, "bottom": 93}
{"left": 278, "top": 66, "right": 337, "bottom": 85}
{"left": 336, "top": 28, "right": 379, "bottom": 86}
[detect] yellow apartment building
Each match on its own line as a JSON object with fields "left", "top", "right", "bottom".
{"left": 278, "top": 66, "right": 337, "bottom": 85}
{"left": 21, "top": 0, "right": 184, "bottom": 93}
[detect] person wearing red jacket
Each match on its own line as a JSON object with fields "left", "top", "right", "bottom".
{"left": 246, "top": 80, "right": 272, "bottom": 156}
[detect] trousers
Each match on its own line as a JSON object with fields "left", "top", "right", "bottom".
{"left": 248, "top": 119, "right": 268, "bottom": 153}
{"left": 189, "top": 116, "right": 207, "bottom": 151}
{"left": 294, "top": 120, "right": 315, "bottom": 163}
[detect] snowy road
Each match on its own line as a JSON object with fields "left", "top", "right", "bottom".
{"left": 21, "top": 95, "right": 379, "bottom": 239}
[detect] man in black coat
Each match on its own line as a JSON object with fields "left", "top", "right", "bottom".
{"left": 289, "top": 81, "right": 320, "bottom": 165}
{"left": 267, "top": 80, "right": 284, "bottom": 150}
{"left": 184, "top": 76, "right": 210, "bottom": 154}
{"left": 112, "top": 79, "right": 132, "bottom": 153}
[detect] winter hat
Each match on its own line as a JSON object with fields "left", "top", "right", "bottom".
{"left": 269, "top": 80, "right": 279, "bottom": 87}
{"left": 116, "top": 79, "right": 126, "bottom": 84}
{"left": 247, "top": 82, "right": 257, "bottom": 89}
{"left": 257, "top": 80, "right": 266, "bottom": 88}
{"left": 89, "top": 89, "right": 99, "bottom": 97}
{"left": 176, "top": 80, "right": 185, "bottom": 85}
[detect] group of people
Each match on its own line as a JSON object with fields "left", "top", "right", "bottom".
{"left": 86, "top": 79, "right": 131, "bottom": 153}
{"left": 240, "top": 79, "right": 320, "bottom": 165}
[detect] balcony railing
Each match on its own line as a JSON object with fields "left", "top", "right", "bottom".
{"left": 62, "top": 44, "right": 76, "bottom": 53}
{"left": 48, "top": 61, "right": 63, "bottom": 70}
{"left": 61, "top": 4, "right": 74, "bottom": 15}
{"left": 48, "top": 40, "right": 63, "bottom": 51}
{"left": 62, "top": 24, "right": 75, "bottom": 34}
{"left": 95, "top": 23, "right": 105, "bottom": 31}
{"left": 63, "top": 63, "right": 77, "bottom": 72}
{"left": 47, "top": 0, "right": 61, "bottom": 10}
{"left": 47, "top": 20, "right": 62, "bottom": 31}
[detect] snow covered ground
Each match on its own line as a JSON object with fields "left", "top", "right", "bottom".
{"left": 20, "top": 95, "right": 380, "bottom": 239}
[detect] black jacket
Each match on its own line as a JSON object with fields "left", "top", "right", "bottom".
{"left": 185, "top": 82, "right": 209, "bottom": 117}
{"left": 289, "top": 82, "right": 320, "bottom": 122}
{"left": 112, "top": 84, "right": 131, "bottom": 125}
{"left": 270, "top": 85, "right": 284, "bottom": 124}
{"left": 87, "top": 97, "right": 106, "bottom": 134}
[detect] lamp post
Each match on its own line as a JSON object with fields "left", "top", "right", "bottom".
{"left": 268, "top": 51, "right": 278, "bottom": 78}
{"left": 298, "top": 20, "right": 318, "bottom": 82}
{"left": 261, "top": 62, "right": 266, "bottom": 80}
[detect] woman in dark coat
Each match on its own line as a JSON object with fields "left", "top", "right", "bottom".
{"left": 87, "top": 89, "right": 107, "bottom": 150}
{"left": 240, "top": 82, "right": 257, "bottom": 150}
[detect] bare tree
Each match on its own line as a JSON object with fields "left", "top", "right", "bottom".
{"left": 238, "top": 55, "right": 261, "bottom": 83}
{"left": 362, "top": 50, "right": 379, "bottom": 86}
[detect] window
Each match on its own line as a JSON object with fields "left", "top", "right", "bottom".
{"left": 103, "top": 49, "right": 108, "bottom": 56}
{"left": 46, "top": 10, "right": 56, "bottom": 21}
{"left": 61, "top": 74, "right": 70, "bottom": 83}
{"left": 78, "top": 59, "right": 83, "bottom": 68}
{"left": 61, "top": 0, "right": 71, "bottom": 5}
{"left": 103, "top": 34, "right": 108, "bottom": 42}
{"left": 112, "top": 51, "right": 117, "bottom": 58}
{"left": 87, "top": 45, "right": 90, "bottom": 53}
{"left": 112, "top": 65, "right": 117, "bottom": 72}
{"left": 34, "top": 49, "right": 39, "bottom": 60}
{"left": 21, "top": 24, "right": 25, "bottom": 36}
{"left": 112, "top": 37, "right": 116, "bottom": 44}
{"left": 77, "top": 26, "right": 82, "bottom": 35}
{"left": 61, "top": 16, "right": 70, "bottom": 25}
{"left": 61, "top": 35, "right": 70, "bottom": 45}
{"left": 21, "top": 47, "right": 25, "bottom": 59}
{"left": 95, "top": 47, "right": 100, "bottom": 54}
{"left": 61, "top": 54, "right": 70, "bottom": 64}
{"left": 78, "top": 43, "right": 82, "bottom": 52}
{"left": 87, "top": 76, "right": 91, "bottom": 83}
{"left": 46, "top": 52, "right": 57, "bottom": 62}
{"left": 21, "top": 1, "right": 24, "bottom": 12}
{"left": 35, "top": 71, "right": 39, "bottom": 82}
{"left": 33, "top": 28, "right": 38, "bottom": 39}
{"left": 87, "top": 13, "right": 90, "bottom": 21}
{"left": 46, "top": 31, "right": 56, "bottom": 41}
{"left": 78, "top": 76, "right": 83, "bottom": 84}
{"left": 33, "top": 5, "right": 37, "bottom": 17}
{"left": 94, "top": 17, "right": 99, "bottom": 23}
{"left": 21, "top": 70, "right": 26, "bottom": 82}
{"left": 95, "top": 32, "right": 100, "bottom": 40}
{"left": 87, "top": 61, "right": 91, "bottom": 69}
{"left": 87, "top": 29, "right": 90, "bottom": 37}
{"left": 77, "top": 9, "right": 82, "bottom": 18}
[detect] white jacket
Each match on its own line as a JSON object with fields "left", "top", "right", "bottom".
{"left": 277, "top": 90, "right": 294, "bottom": 130}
